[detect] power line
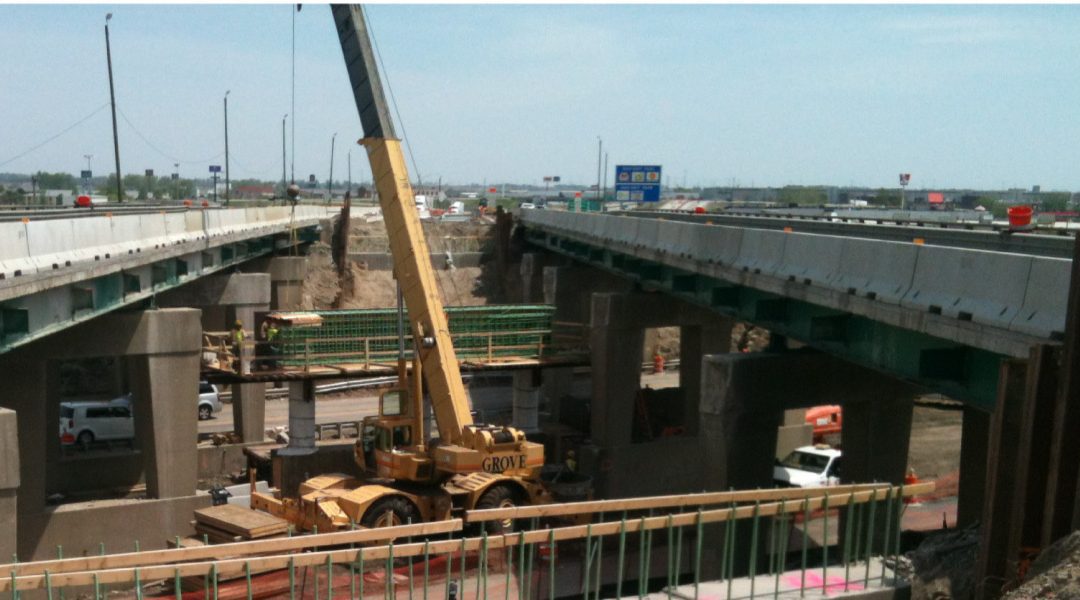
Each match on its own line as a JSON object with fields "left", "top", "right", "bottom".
{"left": 0, "top": 103, "right": 109, "bottom": 168}
{"left": 362, "top": 5, "right": 423, "bottom": 188}
{"left": 117, "top": 107, "right": 223, "bottom": 165}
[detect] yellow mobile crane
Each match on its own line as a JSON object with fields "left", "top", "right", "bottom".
{"left": 251, "top": 5, "right": 553, "bottom": 533}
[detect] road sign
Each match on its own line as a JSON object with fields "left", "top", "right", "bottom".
{"left": 145, "top": 169, "right": 154, "bottom": 178}
{"left": 615, "top": 165, "right": 662, "bottom": 202}
{"left": 553, "top": 176, "right": 561, "bottom": 183}
{"left": 80, "top": 170, "right": 92, "bottom": 179}
{"left": 171, "top": 173, "right": 179, "bottom": 180}
{"left": 209, "top": 165, "right": 222, "bottom": 173}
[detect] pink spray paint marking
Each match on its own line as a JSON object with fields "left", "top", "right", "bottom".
{"left": 782, "top": 571, "right": 865, "bottom": 596}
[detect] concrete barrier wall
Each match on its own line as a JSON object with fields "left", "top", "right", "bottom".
{"left": 521, "top": 211, "right": 1070, "bottom": 342}
{"left": 0, "top": 206, "right": 325, "bottom": 283}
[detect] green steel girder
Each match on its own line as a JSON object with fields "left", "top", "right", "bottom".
{"left": 529, "top": 230, "right": 1004, "bottom": 410}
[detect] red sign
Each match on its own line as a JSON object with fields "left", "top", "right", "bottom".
{"left": 488, "top": 187, "right": 497, "bottom": 193}
{"left": 75, "top": 195, "right": 91, "bottom": 207}
{"left": 574, "top": 192, "right": 582, "bottom": 198}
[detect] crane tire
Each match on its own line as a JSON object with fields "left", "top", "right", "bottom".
{"left": 362, "top": 496, "right": 419, "bottom": 529}
{"left": 475, "top": 484, "right": 523, "bottom": 535}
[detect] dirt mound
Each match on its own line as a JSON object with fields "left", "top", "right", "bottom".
{"left": 337, "top": 263, "right": 499, "bottom": 309}
{"left": 1004, "top": 530, "right": 1080, "bottom": 599}
{"left": 300, "top": 243, "right": 341, "bottom": 310}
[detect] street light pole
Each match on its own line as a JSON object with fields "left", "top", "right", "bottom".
{"left": 347, "top": 150, "right": 351, "bottom": 199}
{"left": 327, "top": 133, "right": 336, "bottom": 203}
{"left": 104, "top": 13, "right": 123, "bottom": 203}
{"left": 83, "top": 154, "right": 93, "bottom": 193}
{"left": 174, "top": 162, "right": 180, "bottom": 200}
{"left": 596, "top": 136, "right": 602, "bottom": 208}
{"left": 224, "top": 90, "right": 230, "bottom": 206}
{"left": 281, "top": 114, "right": 287, "bottom": 199}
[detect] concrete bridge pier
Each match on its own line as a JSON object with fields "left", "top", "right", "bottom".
{"left": 157, "top": 272, "right": 271, "bottom": 442}
{"left": 0, "top": 308, "right": 208, "bottom": 560}
{"left": 697, "top": 350, "right": 914, "bottom": 575}
{"left": 584, "top": 291, "right": 732, "bottom": 499}
{"left": 0, "top": 409, "right": 18, "bottom": 561}
{"left": 268, "top": 256, "right": 307, "bottom": 311}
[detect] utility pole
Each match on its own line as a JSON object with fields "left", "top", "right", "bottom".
{"left": 281, "top": 114, "right": 288, "bottom": 198}
{"left": 602, "top": 152, "right": 608, "bottom": 204}
{"left": 327, "top": 133, "right": 336, "bottom": 203}
{"left": 173, "top": 162, "right": 180, "bottom": 200}
{"left": 347, "top": 150, "right": 352, "bottom": 198}
{"left": 224, "top": 90, "right": 230, "bottom": 205}
{"left": 596, "top": 136, "right": 602, "bottom": 206}
{"left": 104, "top": 13, "right": 122, "bottom": 203}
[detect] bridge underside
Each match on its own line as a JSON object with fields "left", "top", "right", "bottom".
{"left": 527, "top": 229, "right": 1004, "bottom": 410}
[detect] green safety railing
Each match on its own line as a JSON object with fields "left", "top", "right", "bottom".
{"left": 2, "top": 483, "right": 928, "bottom": 600}
{"left": 273, "top": 305, "right": 564, "bottom": 368}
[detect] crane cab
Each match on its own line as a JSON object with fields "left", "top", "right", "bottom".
{"left": 355, "top": 388, "right": 436, "bottom": 482}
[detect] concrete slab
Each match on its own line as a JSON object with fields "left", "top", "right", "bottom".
{"left": 642, "top": 558, "right": 907, "bottom": 600}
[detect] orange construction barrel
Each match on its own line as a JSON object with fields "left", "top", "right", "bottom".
{"left": 1008, "top": 205, "right": 1033, "bottom": 227}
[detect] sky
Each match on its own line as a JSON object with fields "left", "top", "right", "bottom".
{"left": 2, "top": 4, "right": 1080, "bottom": 191}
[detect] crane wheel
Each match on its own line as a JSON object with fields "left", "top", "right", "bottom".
{"left": 362, "top": 496, "right": 419, "bottom": 529}
{"left": 475, "top": 484, "right": 522, "bottom": 535}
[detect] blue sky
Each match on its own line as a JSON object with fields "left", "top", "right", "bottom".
{"left": 2, "top": 4, "right": 1079, "bottom": 190}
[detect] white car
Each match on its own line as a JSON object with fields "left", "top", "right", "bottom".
{"left": 774, "top": 445, "right": 842, "bottom": 488}
{"left": 60, "top": 395, "right": 134, "bottom": 447}
{"left": 199, "top": 381, "right": 223, "bottom": 420}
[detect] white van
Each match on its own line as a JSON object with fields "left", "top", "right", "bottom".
{"left": 774, "top": 445, "right": 842, "bottom": 488}
{"left": 59, "top": 395, "right": 134, "bottom": 447}
{"left": 198, "top": 381, "right": 222, "bottom": 420}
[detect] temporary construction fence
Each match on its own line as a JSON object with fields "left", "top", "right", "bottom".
{"left": 0, "top": 482, "right": 933, "bottom": 600}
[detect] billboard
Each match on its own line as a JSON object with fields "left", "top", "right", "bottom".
{"left": 615, "top": 165, "right": 661, "bottom": 202}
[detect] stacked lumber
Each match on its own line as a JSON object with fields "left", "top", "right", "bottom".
{"left": 193, "top": 505, "right": 289, "bottom": 543}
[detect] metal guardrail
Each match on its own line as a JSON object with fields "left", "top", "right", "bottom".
{"left": 0, "top": 482, "right": 932, "bottom": 600}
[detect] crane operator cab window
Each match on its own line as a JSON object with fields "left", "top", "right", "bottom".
{"left": 372, "top": 425, "right": 413, "bottom": 452}
{"left": 380, "top": 389, "right": 405, "bottom": 417}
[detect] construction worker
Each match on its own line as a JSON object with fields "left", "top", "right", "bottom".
{"left": 265, "top": 321, "right": 281, "bottom": 371}
{"left": 564, "top": 450, "right": 577, "bottom": 474}
{"left": 231, "top": 320, "right": 245, "bottom": 373}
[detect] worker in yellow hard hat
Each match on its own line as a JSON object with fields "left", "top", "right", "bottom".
{"left": 231, "top": 320, "right": 245, "bottom": 372}
{"left": 564, "top": 449, "right": 577, "bottom": 474}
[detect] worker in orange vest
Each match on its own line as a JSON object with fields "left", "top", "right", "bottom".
{"left": 653, "top": 352, "right": 665, "bottom": 374}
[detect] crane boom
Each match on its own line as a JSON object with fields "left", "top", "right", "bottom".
{"left": 331, "top": 4, "right": 473, "bottom": 445}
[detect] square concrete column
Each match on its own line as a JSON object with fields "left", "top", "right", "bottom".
{"left": 281, "top": 380, "right": 316, "bottom": 455}
{"left": 512, "top": 369, "right": 541, "bottom": 433}
{"left": 543, "top": 265, "right": 630, "bottom": 324}
{"left": 0, "top": 409, "right": 19, "bottom": 561}
{"left": 589, "top": 295, "right": 645, "bottom": 449}
{"left": 680, "top": 322, "right": 733, "bottom": 435}
{"left": 128, "top": 352, "right": 201, "bottom": 499}
{"left": 268, "top": 256, "right": 307, "bottom": 311}
{"left": 699, "top": 353, "right": 784, "bottom": 491}
{"left": 839, "top": 389, "right": 914, "bottom": 486}
{"left": 232, "top": 383, "right": 267, "bottom": 443}
{"left": 958, "top": 405, "right": 991, "bottom": 528}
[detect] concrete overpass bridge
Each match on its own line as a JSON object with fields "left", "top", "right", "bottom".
{"left": 0, "top": 205, "right": 328, "bottom": 354}
{"left": 520, "top": 208, "right": 1069, "bottom": 409}
{"left": 519, "top": 208, "right": 1080, "bottom": 597}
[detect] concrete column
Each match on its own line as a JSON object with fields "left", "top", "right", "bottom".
{"left": 839, "top": 389, "right": 914, "bottom": 486}
{"left": 699, "top": 353, "right": 784, "bottom": 491}
{"left": 519, "top": 253, "right": 553, "bottom": 304}
{"left": 268, "top": 256, "right": 307, "bottom": 311}
{"left": 543, "top": 265, "right": 630, "bottom": 325}
{"left": 281, "top": 380, "right": 316, "bottom": 455}
{"left": 512, "top": 369, "right": 541, "bottom": 433}
{"left": 232, "top": 384, "right": 267, "bottom": 443}
{"left": 128, "top": 350, "right": 201, "bottom": 499}
{"left": 958, "top": 406, "right": 991, "bottom": 528}
{"left": 0, "top": 409, "right": 19, "bottom": 561}
{"left": 589, "top": 294, "right": 644, "bottom": 449}
{"left": 679, "top": 322, "right": 732, "bottom": 435}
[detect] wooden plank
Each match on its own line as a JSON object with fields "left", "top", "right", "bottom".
{"left": 0, "top": 518, "right": 464, "bottom": 578}
{"left": 194, "top": 505, "right": 289, "bottom": 538}
{"left": 467, "top": 481, "right": 933, "bottom": 522}
{"left": 0, "top": 486, "right": 930, "bottom": 591}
